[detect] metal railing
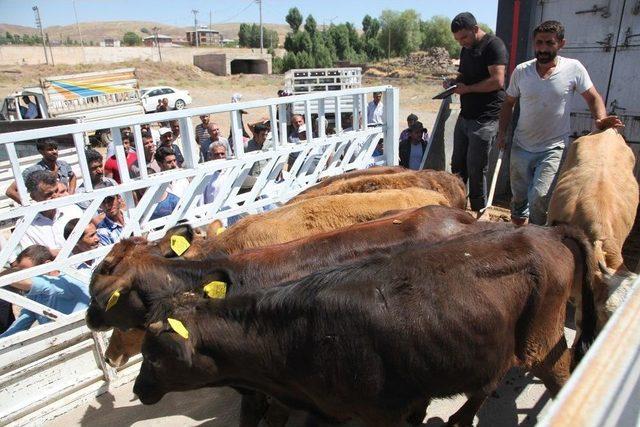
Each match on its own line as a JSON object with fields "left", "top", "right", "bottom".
{"left": 0, "top": 84, "right": 398, "bottom": 322}
{"left": 0, "top": 85, "right": 398, "bottom": 425}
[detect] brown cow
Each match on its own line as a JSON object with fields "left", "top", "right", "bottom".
{"left": 92, "top": 206, "right": 496, "bottom": 365}
{"left": 288, "top": 169, "right": 467, "bottom": 209}
{"left": 547, "top": 128, "right": 638, "bottom": 270}
{"left": 90, "top": 206, "right": 497, "bottom": 427}
{"left": 295, "top": 165, "right": 405, "bottom": 197}
{"left": 194, "top": 187, "right": 448, "bottom": 255}
{"left": 133, "top": 225, "right": 598, "bottom": 426}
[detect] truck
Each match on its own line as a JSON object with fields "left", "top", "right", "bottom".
{"left": 284, "top": 67, "right": 362, "bottom": 116}
{"left": 0, "top": 68, "right": 145, "bottom": 123}
{"left": 497, "top": 0, "right": 640, "bottom": 146}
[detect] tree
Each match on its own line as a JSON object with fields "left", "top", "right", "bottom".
{"left": 140, "top": 27, "right": 150, "bottom": 35}
{"left": 378, "top": 9, "right": 423, "bottom": 57}
{"left": 420, "top": 16, "right": 459, "bottom": 57}
{"left": 362, "top": 15, "right": 381, "bottom": 40}
{"left": 284, "top": 31, "right": 312, "bottom": 54}
{"left": 122, "top": 31, "right": 142, "bottom": 46}
{"left": 238, "top": 23, "right": 250, "bottom": 47}
{"left": 304, "top": 15, "right": 317, "bottom": 37}
{"left": 286, "top": 7, "right": 303, "bottom": 33}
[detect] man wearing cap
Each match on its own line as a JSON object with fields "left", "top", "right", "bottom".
{"left": 446, "top": 11, "right": 508, "bottom": 212}
{"left": 399, "top": 121, "right": 428, "bottom": 170}
{"left": 158, "top": 127, "right": 184, "bottom": 167}
{"left": 399, "top": 114, "right": 428, "bottom": 144}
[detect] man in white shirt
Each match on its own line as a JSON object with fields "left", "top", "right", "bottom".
{"left": 19, "top": 171, "right": 81, "bottom": 251}
{"left": 367, "top": 92, "right": 384, "bottom": 125}
{"left": 497, "top": 20, "right": 622, "bottom": 225}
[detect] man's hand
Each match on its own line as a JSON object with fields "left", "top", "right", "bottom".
{"left": 453, "top": 83, "right": 470, "bottom": 95}
{"left": 442, "top": 78, "right": 457, "bottom": 89}
{"left": 595, "top": 115, "right": 624, "bottom": 130}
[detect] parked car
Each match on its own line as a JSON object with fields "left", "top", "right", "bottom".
{"left": 141, "top": 86, "right": 192, "bottom": 112}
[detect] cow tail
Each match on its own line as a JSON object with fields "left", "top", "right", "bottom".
{"left": 561, "top": 226, "right": 598, "bottom": 367}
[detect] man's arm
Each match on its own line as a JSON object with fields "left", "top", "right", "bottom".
{"left": 5, "top": 181, "right": 22, "bottom": 204}
{"left": 496, "top": 95, "right": 518, "bottom": 149}
{"left": 455, "top": 65, "right": 506, "bottom": 95}
{"left": 581, "top": 86, "right": 624, "bottom": 130}
{"left": 68, "top": 174, "right": 77, "bottom": 194}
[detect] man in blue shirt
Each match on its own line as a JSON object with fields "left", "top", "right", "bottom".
{"left": 0, "top": 245, "right": 90, "bottom": 338}
{"left": 96, "top": 194, "right": 125, "bottom": 245}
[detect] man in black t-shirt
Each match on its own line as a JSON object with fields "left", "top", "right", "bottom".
{"left": 445, "top": 12, "right": 508, "bottom": 212}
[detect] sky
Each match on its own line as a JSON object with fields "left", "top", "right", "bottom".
{"left": 0, "top": 0, "right": 499, "bottom": 30}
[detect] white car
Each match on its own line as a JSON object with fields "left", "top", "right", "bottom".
{"left": 141, "top": 86, "right": 192, "bottom": 112}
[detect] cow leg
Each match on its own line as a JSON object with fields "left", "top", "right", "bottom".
{"left": 531, "top": 337, "right": 571, "bottom": 397}
{"left": 445, "top": 392, "right": 488, "bottom": 427}
{"left": 239, "top": 392, "right": 269, "bottom": 427}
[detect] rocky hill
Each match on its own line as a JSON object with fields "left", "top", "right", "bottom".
{"left": 0, "top": 21, "right": 290, "bottom": 45}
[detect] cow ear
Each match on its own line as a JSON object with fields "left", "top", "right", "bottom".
{"left": 156, "top": 224, "right": 195, "bottom": 258}
{"left": 203, "top": 268, "right": 236, "bottom": 297}
{"left": 91, "top": 272, "right": 135, "bottom": 310}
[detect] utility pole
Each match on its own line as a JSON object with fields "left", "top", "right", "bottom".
{"left": 152, "top": 26, "right": 163, "bottom": 62}
{"left": 257, "top": 0, "right": 263, "bottom": 53}
{"left": 72, "top": 0, "right": 86, "bottom": 62}
{"left": 209, "top": 10, "right": 212, "bottom": 30}
{"left": 192, "top": 9, "right": 199, "bottom": 47}
{"left": 387, "top": 26, "right": 391, "bottom": 66}
{"left": 32, "top": 6, "right": 49, "bottom": 65}
{"left": 46, "top": 33, "right": 55, "bottom": 65}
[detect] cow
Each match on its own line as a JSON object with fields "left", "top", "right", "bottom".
{"left": 193, "top": 187, "right": 449, "bottom": 256}
{"left": 288, "top": 169, "right": 467, "bottom": 209}
{"left": 547, "top": 128, "right": 639, "bottom": 271}
{"left": 88, "top": 205, "right": 497, "bottom": 427}
{"left": 294, "top": 165, "right": 406, "bottom": 197}
{"left": 132, "top": 225, "right": 598, "bottom": 427}
{"left": 90, "top": 206, "right": 495, "bottom": 362}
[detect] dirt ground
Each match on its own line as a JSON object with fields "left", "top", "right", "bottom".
{"left": 0, "top": 61, "right": 445, "bottom": 135}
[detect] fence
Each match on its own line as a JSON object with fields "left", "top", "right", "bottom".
{"left": 0, "top": 85, "right": 399, "bottom": 425}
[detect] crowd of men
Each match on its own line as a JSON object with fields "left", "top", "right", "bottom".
{"left": 0, "top": 98, "right": 389, "bottom": 336}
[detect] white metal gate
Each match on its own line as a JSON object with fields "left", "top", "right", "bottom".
{"left": 0, "top": 86, "right": 399, "bottom": 426}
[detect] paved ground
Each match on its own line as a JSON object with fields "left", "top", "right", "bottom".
{"left": 50, "top": 326, "right": 576, "bottom": 427}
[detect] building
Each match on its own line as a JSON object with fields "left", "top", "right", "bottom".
{"left": 186, "top": 29, "right": 223, "bottom": 46}
{"left": 143, "top": 34, "right": 173, "bottom": 47}
{"left": 100, "top": 38, "right": 121, "bottom": 47}
{"left": 194, "top": 52, "right": 271, "bottom": 75}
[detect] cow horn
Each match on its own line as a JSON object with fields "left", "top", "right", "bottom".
{"left": 598, "top": 260, "right": 613, "bottom": 277}
{"left": 148, "top": 321, "right": 165, "bottom": 334}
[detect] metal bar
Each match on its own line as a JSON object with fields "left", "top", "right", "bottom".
{"left": 5, "top": 142, "right": 29, "bottom": 206}
{"left": 383, "top": 87, "right": 400, "bottom": 166}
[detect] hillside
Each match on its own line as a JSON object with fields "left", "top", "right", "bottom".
{"left": 0, "top": 21, "right": 290, "bottom": 46}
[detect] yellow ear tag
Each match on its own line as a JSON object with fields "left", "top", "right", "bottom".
{"left": 203, "top": 281, "right": 227, "bottom": 299}
{"left": 215, "top": 227, "right": 226, "bottom": 236}
{"left": 106, "top": 289, "right": 120, "bottom": 311}
{"left": 170, "top": 235, "right": 190, "bottom": 256}
{"left": 167, "top": 318, "right": 189, "bottom": 340}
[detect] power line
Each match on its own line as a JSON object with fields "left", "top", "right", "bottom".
{"left": 216, "top": 0, "right": 255, "bottom": 24}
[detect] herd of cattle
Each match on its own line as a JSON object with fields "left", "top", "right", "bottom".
{"left": 85, "top": 128, "right": 638, "bottom": 426}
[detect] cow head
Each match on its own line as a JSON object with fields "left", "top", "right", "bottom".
{"left": 133, "top": 318, "right": 219, "bottom": 405}
{"left": 86, "top": 237, "right": 159, "bottom": 331}
{"left": 596, "top": 262, "right": 638, "bottom": 331}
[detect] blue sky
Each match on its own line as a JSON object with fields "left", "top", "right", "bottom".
{"left": 1, "top": 0, "right": 498, "bottom": 30}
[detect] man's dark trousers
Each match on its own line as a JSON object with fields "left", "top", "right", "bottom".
{"left": 451, "top": 117, "right": 498, "bottom": 211}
